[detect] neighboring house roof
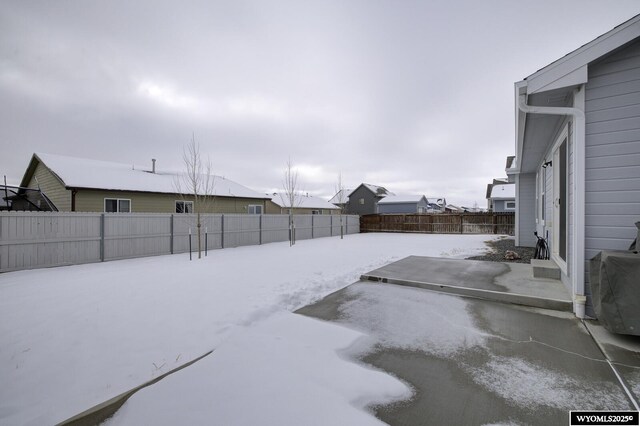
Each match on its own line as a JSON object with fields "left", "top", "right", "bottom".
{"left": 490, "top": 184, "right": 516, "bottom": 200}
{"left": 328, "top": 189, "right": 351, "bottom": 205}
{"left": 486, "top": 178, "right": 510, "bottom": 199}
{"left": 426, "top": 197, "right": 446, "bottom": 205}
{"left": 378, "top": 194, "right": 427, "bottom": 204}
{"left": 446, "top": 204, "right": 464, "bottom": 212}
{"left": 348, "top": 183, "right": 394, "bottom": 198}
{"left": 270, "top": 193, "right": 339, "bottom": 210}
{"left": 21, "top": 153, "right": 268, "bottom": 199}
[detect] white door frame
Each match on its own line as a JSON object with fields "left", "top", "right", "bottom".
{"left": 552, "top": 125, "right": 569, "bottom": 274}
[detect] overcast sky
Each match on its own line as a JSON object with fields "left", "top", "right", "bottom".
{"left": 1, "top": 1, "right": 638, "bottom": 206}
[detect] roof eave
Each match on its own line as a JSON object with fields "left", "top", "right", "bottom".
{"left": 525, "top": 15, "right": 640, "bottom": 95}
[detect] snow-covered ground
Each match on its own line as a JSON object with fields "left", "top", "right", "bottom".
{"left": 0, "top": 233, "right": 493, "bottom": 425}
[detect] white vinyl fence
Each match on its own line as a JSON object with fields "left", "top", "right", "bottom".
{"left": 0, "top": 212, "right": 360, "bottom": 273}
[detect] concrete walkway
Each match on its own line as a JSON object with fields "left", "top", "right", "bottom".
{"left": 361, "top": 256, "right": 572, "bottom": 311}
{"left": 297, "top": 256, "right": 640, "bottom": 425}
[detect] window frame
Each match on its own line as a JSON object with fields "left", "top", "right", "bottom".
{"left": 505, "top": 201, "right": 516, "bottom": 210}
{"left": 104, "top": 198, "right": 132, "bottom": 213}
{"left": 248, "top": 204, "right": 263, "bottom": 214}
{"left": 175, "top": 200, "right": 194, "bottom": 214}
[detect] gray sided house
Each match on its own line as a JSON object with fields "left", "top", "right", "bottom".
{"left": 346, "top": 183, "right": 394, "bottom": 215}
{"left": 507, "top": 15, "right": 640, "bottom": 317}
{"left": 377, "top": 195, "right": 429, "bottom": 214}
{"left": 488, "top": 183, "right": 516, "bottom": 212}
{"left": 19, "top": 153, "right": 270, "bottom": 214}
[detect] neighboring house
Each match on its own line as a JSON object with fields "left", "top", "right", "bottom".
{"left": 506, "top": 14, "right": 640, "bottom": 317}
{"left": 445, "top": 204, "right": 464, "bottom": 213}
{"left": 377, "top": 195, "right": 429, "bottom": 214}
{"left": 328, "top": 188, "right": 351, "bottom": 212}
{"left": 19, "top": 153, "right": 270, "bottom": 213}
{"left": 266, "top": 193, "right": 340, "bottom": 215}
{"left": 426, "top": 197, "right": 447, "bottom": 213}
{"left": 485, "top": 177, "right": 509, "bottom": 210}
{"left": 488, "top": 183, "right": 516, "bottom": 212}
{"left": 345, "top": 183, "right": 394, "bottom": 215}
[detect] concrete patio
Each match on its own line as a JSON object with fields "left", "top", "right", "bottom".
{"left": 297, "top": 256, "right": 640, "bottom": 425}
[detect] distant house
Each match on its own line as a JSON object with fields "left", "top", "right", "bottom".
{"left": 426, "top": 197, "right": 447, "bottom": 213}
{"left": 346, "top": 183, "right": 394, "bottom": 215}
{"left": 328, "top": 188, "right": 351, "bottom": 211}
{"left": 485, "top": 178, "right": 509, "bottom": 210}
{"left": 506, "top": 15, "right": 640, "bottom": 317}
{"left": 445, "top": 204, "right": 464, "bottom": 213}
{"left": 377, "top": 195, "right": 429, "bottom": 214}
{"left": 19, "top": 153, "right": 270, "bottom": 213}
{"left": 488, "top": 183, "right": 515, "bottom": 212}
{"left": 266, "top": 193, "right": 340, "bottom": 215}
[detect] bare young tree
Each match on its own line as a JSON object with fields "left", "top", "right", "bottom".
{"left": 175, "top": 135, "right": 215, "bottom": 259}
{"left": 280, "top": 158, "right": 303, "bottom": 246}
{"left": 335, "top": 172, "right": 347, "bottom": 239}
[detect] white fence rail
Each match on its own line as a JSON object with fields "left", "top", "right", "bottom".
{"left": 0, "top": 212, "right": 360, "bottom": 273}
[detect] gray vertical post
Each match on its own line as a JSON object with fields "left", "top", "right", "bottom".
{"left": 170, "top": 214, "right": 174, "bottom": 254}
{"left": 311, "top": 214, "right": 314, "bottom": 239}
{"left": 330, "top": 215, "right": 333, "bottom": 236}
{"left": 221, "top": 214, "right": 225, "bottom": 249}
{"left": 259, "top": 214, "right": 262, "bottom": 245}
{"left": 100, "top": 213, "right": 105, "bottom": 262}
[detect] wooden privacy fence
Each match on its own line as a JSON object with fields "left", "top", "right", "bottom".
{"left": 360, "top": 212, "right": 515, "bottom": 235}
{"left": 0, "top": 212, "right": 360, "bottom": 273}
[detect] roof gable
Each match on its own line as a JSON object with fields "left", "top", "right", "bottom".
{"left": 490, "top": 184, "right": 515, "bottom": 200}
{"left": 348, "top": 183, "right": 394, "bottom": 198}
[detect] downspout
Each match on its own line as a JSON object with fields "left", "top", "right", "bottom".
{"left": 518, "top": 90, "right": 586, "bottom": 318}
{"left": 71, "top": 188, "right": 78, "bottom": 212}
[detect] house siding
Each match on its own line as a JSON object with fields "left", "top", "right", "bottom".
{"left": 74, "top": 189, "right": 266, "bottom": 214}
{"left": 584, "top": 38, "right": 640, "bottom": 316}
{"left": 516, "top": 173, "right": 537, "bottom": 247}
{"left": 493, "top": 199, "right": 516, "bottom": 213}
{"left": 346, "top": 186, "right": 380, "bottom": 215}
{"left": 27, "top": 162, "right": 71, "bottom": 211}
{"left": 378, "top": 200, "right": 428, "bottom": 214}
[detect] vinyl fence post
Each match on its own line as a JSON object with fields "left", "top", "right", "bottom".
{"left": 311, "top": 214, "right": 314, "bottom": 239}
{"left": 100, "top": 213, "right": 105, "bottom": 262}
{"left": 259, "top": 214, "right": 262, "bottom": 245}
{"left": 330, "top": 215, "right": 333, "bottom": 236}
{"left": 221, "top": 214, "right": 225, "bottom": 249}
{"left": 189, "top": 227, "right": 192, "bottom": 261}
{"left": 345, "top": 215, "right": 348, "bottom": 235}
{"left": 460, "top": 214, "right": 464, "bottom": 234}
{"left": 170, "top": 214, "right": 174, "bottom": 254}
{"left": 205, "top": 226, "right": 208, "bottom": 256}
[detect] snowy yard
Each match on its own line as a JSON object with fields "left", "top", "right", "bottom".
{"left": 0, "top": 233, "right": 493, "bottom": 425}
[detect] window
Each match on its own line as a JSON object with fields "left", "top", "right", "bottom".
{"left": 359, "top": 198, "right": 365, "bottom": 205}
{"left": 311, "top": 210, "right": 320, "bottom": 215}
{"left": 248, "top": 204, "right": 263, "bottom": 214}
{"left": 104, "top": 198, "right": 131, "bottom": 213}
{"left": 175, "top": 201, "right": 193, "bottom": 213}
{"left": 506, "top": 201, "right": 516, "bottom": 210}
